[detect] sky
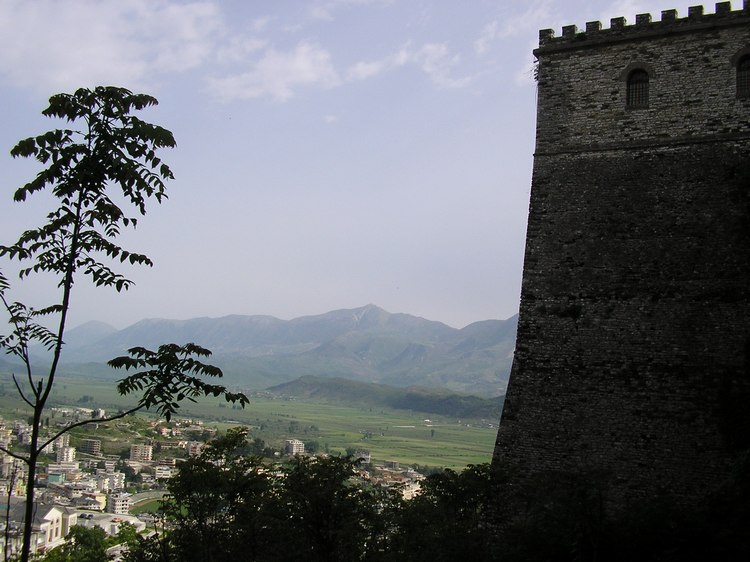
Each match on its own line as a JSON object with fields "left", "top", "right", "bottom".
{"left": 0, "top": 0, "right": 732, "bottom": 330}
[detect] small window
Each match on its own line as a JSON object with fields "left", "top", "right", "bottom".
{"left": 626, "top": 69, "right": 649, "bottom": 108}
{"left": 738, "top": 55, "right": 750, "bottom": 98}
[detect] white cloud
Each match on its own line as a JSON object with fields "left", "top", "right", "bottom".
{"left": 0, "top": 0, "right": 474, "bottom": 103}
{"left": 347, "top": 42, "right": 471, "bottom": 89}
{"left": 216, "top": 37, "right": 268, "bottom": 65}
{"left": 208, "top": 42, "right": 341, "bottom": 102}
{"left": 310, "top": 5, "right": 336, "bottom": 21}
{"left": 474, "top": 0, "right": 553, "bottom": 54}
{"left": 475, "top": 21, "right": 499, "bottom": 55}
{"left": 471, "top": 0, "right": 558, "bottom": 89}
{"left": 324, "top": 114, "right": 339, "bottom": 124}
{"left": 347, "top": 59, "right": 391, "bottom": 81}
{"left": 252, "top": 16, "right": 272, "bottom": 32}
{"left": 412, "top": 43, "right": 470, "bottom": 89}
{"left": 0, "top": 0, "right": 222, "bottom": 93}
{"left": 310, "top": 0, "right": 394, "bottom": 21}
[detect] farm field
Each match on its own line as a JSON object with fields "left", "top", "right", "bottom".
{"left": 0, "top": 374, "right": 498, "bottom": 470}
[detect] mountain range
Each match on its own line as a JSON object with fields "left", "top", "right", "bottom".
{"left": 30, "top": 305, "right": 516, "bottom": 397}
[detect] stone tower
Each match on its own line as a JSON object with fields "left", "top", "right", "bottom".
{"left": 493, "top": 3, "right": 750, "bottom": 509}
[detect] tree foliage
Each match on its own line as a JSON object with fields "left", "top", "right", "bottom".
{"left": 0, "top": 87, "right": 246, "bottom": 562}
{"left": 160, "top": 428, "right": 272, "bottom": 562}
{"left": 128, "top": 447, "right": 750, "bottom": 562}
{"left": 110, "top": 343, "right": 249, "bottom": 421}
{"left": 277, "top": 455, "right": 401, "bottom": 562}
{"left": 3, "top": 87, "right": 174, "bottom": 291}
{"left": 129, "top": 434, "right": 403, "bottom": 562}
{"left": 41, "top": 526, "right": 108, "bottom": 562}
{"left": 390, "top": 463, "right": 502, "bottom": 561}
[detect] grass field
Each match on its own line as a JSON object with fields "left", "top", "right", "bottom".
{"left": 130, "top": 499, "right": 162, "bottom": 515}
{"left": 0, "top": 373, "right": 498, "bottom": 470}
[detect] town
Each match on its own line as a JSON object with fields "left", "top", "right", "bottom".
{"left": 0, "top": 404, "right": 425, "bottom": 559}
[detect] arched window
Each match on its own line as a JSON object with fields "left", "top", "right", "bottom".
{"left": 738, "top": 55, "right": 750, "bottom": 98}
{"left": 626, "top": 69, "right": 649, "bottom": 108}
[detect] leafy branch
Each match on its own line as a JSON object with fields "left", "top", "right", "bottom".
{"left": 110, "top": 343, "right": 249, "bottom": 422}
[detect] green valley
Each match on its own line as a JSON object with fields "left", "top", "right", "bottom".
{"left": 0, "top": 373, "right": 499, "bottom": 470}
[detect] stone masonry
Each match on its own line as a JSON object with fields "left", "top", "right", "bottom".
{"left": 493, "top": 3, "right": 750, "bottom": 509}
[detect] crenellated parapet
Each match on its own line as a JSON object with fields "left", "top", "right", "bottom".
{"left": 538, "top": 1, "right": 750, "bottom": 51}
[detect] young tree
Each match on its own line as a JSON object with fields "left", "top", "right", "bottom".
{"left": 0, "top": 87, "right": 247, "bottom": 562}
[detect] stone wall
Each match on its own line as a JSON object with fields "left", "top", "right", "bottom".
{"left": 493, "top": 3, "right": 750, "bottom": 508}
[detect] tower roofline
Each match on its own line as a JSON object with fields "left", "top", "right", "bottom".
{"left": 536, "top": 1, "right": 750, "bottom": 54}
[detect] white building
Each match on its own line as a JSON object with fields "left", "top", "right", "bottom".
{"left": 154, "top": 465, "right": 175, "bottom": 480}
{"left": 55, "top": 434, "right": 71, "bottom": 450}
{"left": 0, "top": 454, "right": 26, "bottom": 483}
{"left": 284, "top": 439, "right": 305, "bottom": 456}
{"left": 47, "top": 461, "right": 80, "bottom": 475}
{"left": 106, "top": 492, "right": 131, "bottom": 515}
{"left": 73, "top": 491, "right": 106, "bottom": 511}
{"left": 56, "top": 446, "right": 76, "bottom": 463}
{"left": 187, "top": 441, "right": 203, "bottom": 457}
{"left": 95, "top": 470, "right": 125, "bottom": 492}
{"left": 1, "top": 499, "right": 77, "bottom": 558}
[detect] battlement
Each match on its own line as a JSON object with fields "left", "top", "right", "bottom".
{"left": 538, "top": 1, "right": 750, "bottom": 51}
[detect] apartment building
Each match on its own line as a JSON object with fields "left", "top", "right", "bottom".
{"left": 79, "top": 439, "right": 102, "bottom": 456}
{"left": 284, "top": 439, "right": 305, "bottom": 456}
{"left": 129, "top": 444, "right": 153, "bottom": 462}
{"left": 106, "top": 492, "right": 131, "bottom": 515}
{"left": 56, "top": 446, "right": 76, "bottom": 463}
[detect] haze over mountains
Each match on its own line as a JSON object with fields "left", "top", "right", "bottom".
{"left": 40, "top": 305, "right": 517, "bottom": 398}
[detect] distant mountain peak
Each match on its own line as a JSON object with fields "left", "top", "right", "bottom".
{"left": 54, "top": 306, "right": 517, "bottom": 397}
{"left": 63, "top": 320, "right": 117, "bottom": 348}
{"left": 70, "top": 320, "right": 116, "bottom": 331}
{"left": 352, "top": 303, "right": 388, "bottom": 324}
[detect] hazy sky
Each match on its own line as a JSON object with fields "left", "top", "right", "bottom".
{"left": 0, "top": 0, "right": 729, "bottom": 329}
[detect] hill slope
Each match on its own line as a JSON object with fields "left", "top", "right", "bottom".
{"left": 267, "top": 375, "right": 504, "bottom": 419}
{"left": 50, "top": 305, "right": 516, "bottom": 397}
